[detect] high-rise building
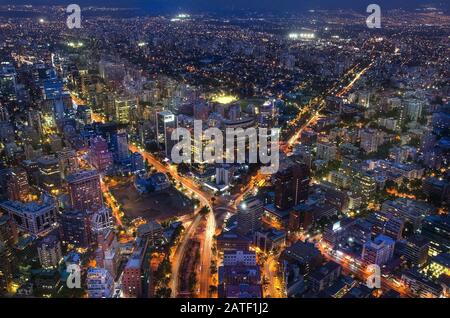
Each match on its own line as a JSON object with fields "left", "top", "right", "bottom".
{"left": 360, "top": 129, "right": 386, "bottom": 154}
{"left": 237, "top": 197, "right": 264, "bottom": 236}
{"left": 316, "top": 141, "right": 338, "bottom": 162}
{"left": 130, "top": 152, "right": 144, "bottom": 172}
{"left": 113, "top": 129, "right": 129, "bottom": 164}
{"left": 7, "top": 168, "right": 30, "bottom": 201}
{"left": 86, "top": 268, "right": 114, "bottom": 298}
{"left": 67, "top": 170, "right": 103, "bottom": 212}
{"left": 89, "top": 136, "right": 113, "bottom": 173}
{"left": 37, "top": 235, "right": 62, "bottom": 269}
{"left": 122, "top": 251, "right": 143, "bottom": 298}
{"left": 37, "top": 155, "right": 61, "bottom": 193}
{"left": 156, "top": 110, "right": 177, "bottom": 159}
{"left": 421, "top": 215, "right": 450, "bottom": 256}
{"left": 61, "top": 210, "right": 92, "bottom": 248}
{"left": 0, "top": 62, "right": 17, "bottom": 101}
{"left": 95, "top": 230, "right": 120, "bottom": 279}
{"left": 0, "top": 194, "right": 57, "bottom": 236}
{"left": 403, "top": 235, "right": 429, "bottom": 267}
{"left": 274, "top": 162, "right": 309, "bottom": 210}
{"left": 114, "top": 96, "right": 135, "bottom": 124}
{"left": 57, "top": 148, "right": 79, "bottom": 180}
{"left": 362, "top": 234, "right": 395, "bottom": 266}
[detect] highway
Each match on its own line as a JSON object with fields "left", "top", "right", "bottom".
{"left": 128, "top": 144, "right": 216, "bottom": 298}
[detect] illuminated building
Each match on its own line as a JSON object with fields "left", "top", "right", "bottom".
{"left": 67, "top": 170, "right": 103, "bottom": 212}
{"left": 57, "top": 148, "right": 79, "bottom": 180}
{"left": 421, "top": 215, "right": 450, "bottom": 256}
{"left": 130, "top": 152, "right": 144, "bottom": 172}
{"left": 61, "top": 210, "right": 92, "bottom": 248}
{"left": 0, "top": 194, "right": 57, "bottom": 236}
{"left": 362, "top": 234, "right": 395, "bottom": 266}
{"left": 274, "top": 162, "right": 309, "bottom": 210}
{"left": 360, "top": 129, "right": 386, "bottom": 154}
{"left": 215, "top": 164, "right": 233, "bottom": 186}
{"left": 403, "top": 235, "right": 429, "bottom": 267}
{"left": 309, "top": 261, "right": 342, "bottom": 293}
{"left": 0, "top": 62, "right": 17, "bottom": 101}
{"left": 316, "top": 141, "right": 338, "bottom": 162}
{"left": 7, "top": 168, "right": 30, "bottom": 201}
{"left": 112, "top": 129, "right": 129, "bottom": 164}
{"left": 122, "top": 250, "right": 143, "bottom": 298}
{"left": 95, "top": 230, "right": 120, "bottom": 278}
{"left": 237, "top": 197, "right": 264, "bottom": 236}
{"left": 114, "top": 96, "right": 135, "bottom": 124}
{"left": 401, "top": 270, "right": 443, "bottom": 298}
{"left": 223, "top": 250, "right": 256, "bottom": 266}
{"left": 89, "top": 136, "right": 113, "bottom": 173}
{"left": 87, "top": 268, "right": 114, "bottom": 298}
{"left": 156, "top": 110, "right": 178, "bottom": 160}
{"left": 422, "top": 253, "right": 450, "bottom": 279}
{"left": 37, "top": 155, "right": 61, "bottom": 193}
{"left": 0, "top": 103, "right": 9, "bottom": 122}
{"left": 37, "top": 235, "right": 62, "bottom": 269}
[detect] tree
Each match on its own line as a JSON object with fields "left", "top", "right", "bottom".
{"left": 199, "top": 206, "right": 210, "bottom": 215}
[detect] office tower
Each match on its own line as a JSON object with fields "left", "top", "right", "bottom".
{"left": 7, "top": 168, "right": 30, "bottom": 201}
{"left": 258, "top": 100, "right": 278, "bottom": 128}
{"left": 403, "top": 235, "right": 429, "bottom": 267}
{"left": 95, "top": 230, "right": 120, "bottom": 279}
{"left": 384, "top": 216, "right": 405, "bottom": 241}
{"left": 89, "top": 136, "right": 113, "bottom": 173}
{"left": 130, "top": 152, "right": 144, "bottom": 172}
{"left": 0, "top": 194, "right": 57, "bottom": 236}
{"left": 274, "top": 162, "right": 309, "bottom": 210}
{"left": 67, "top": 170, "right": 103, "bottom": 212}
{"left": 421, "top": 215, "right": 450, "bottom": 256}
{"left": 37, "top": 235, "right": 62, "bottom": 269}
{"left": 0, "top": 62, "right": 17, "bottom": 101}
{"left": 156, "top": 110, "right": 177, "bottom": 159}
{"left": 61, "top": 210, "right": 92, "bottom": 248}
{"left": 0, "top": 103, "right": 9, "bottom": 122}
{"left": 57, "top": 148, "right": 79, "bottom": 180}
{"left": 237, "top": 197, "right": 264, "bottom": 236}
{"left": 122, "top": 251, "right": 143, "bottom": 298}
{"left": 362, "top": 234, "right": 395, "bottom": 266}
{"left": 114, "top": 96, "right": 135, "bottom": 124}
{"left": 37, "top": 155, "right": 61, "bottom": 193}
{"left": 113, "top": 129, "right": 129, "bottom": 163}
{"left": 215, "top": 164, "right": 233, "bottom": 186}
{"left": 91, "top": 207, "right": 114, "bottom": 236}
{"left": 86, "top": 268, "right": 114, "bottom": 298}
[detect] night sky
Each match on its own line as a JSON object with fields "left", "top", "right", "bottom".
{"left": 2, "top": 0, "right": 448, "bottom": 13}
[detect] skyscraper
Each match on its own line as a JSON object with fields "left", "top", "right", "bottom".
{"left": 89, "top": 136, "right": 113, "bottom": 173}
{"left": 156, "top": 110, "right": 177, "bottom": 160}
{"left": 7, "top": 168, "right": 30, "bottom": 201}
{"left": 67, "top": 170, "right": 104, "bottom": 213}
{"left": 237, "top": 197, "right": 264, "bottom": 236}
{"left": 274, "top": 162, "right": 310, "bottom": 210}
{"left": 37, "top": 235, "right": 62, "bottom": 269}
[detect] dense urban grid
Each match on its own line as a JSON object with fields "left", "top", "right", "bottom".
{"left": 0, "top": 3, "right": 449, "bottom": 299}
